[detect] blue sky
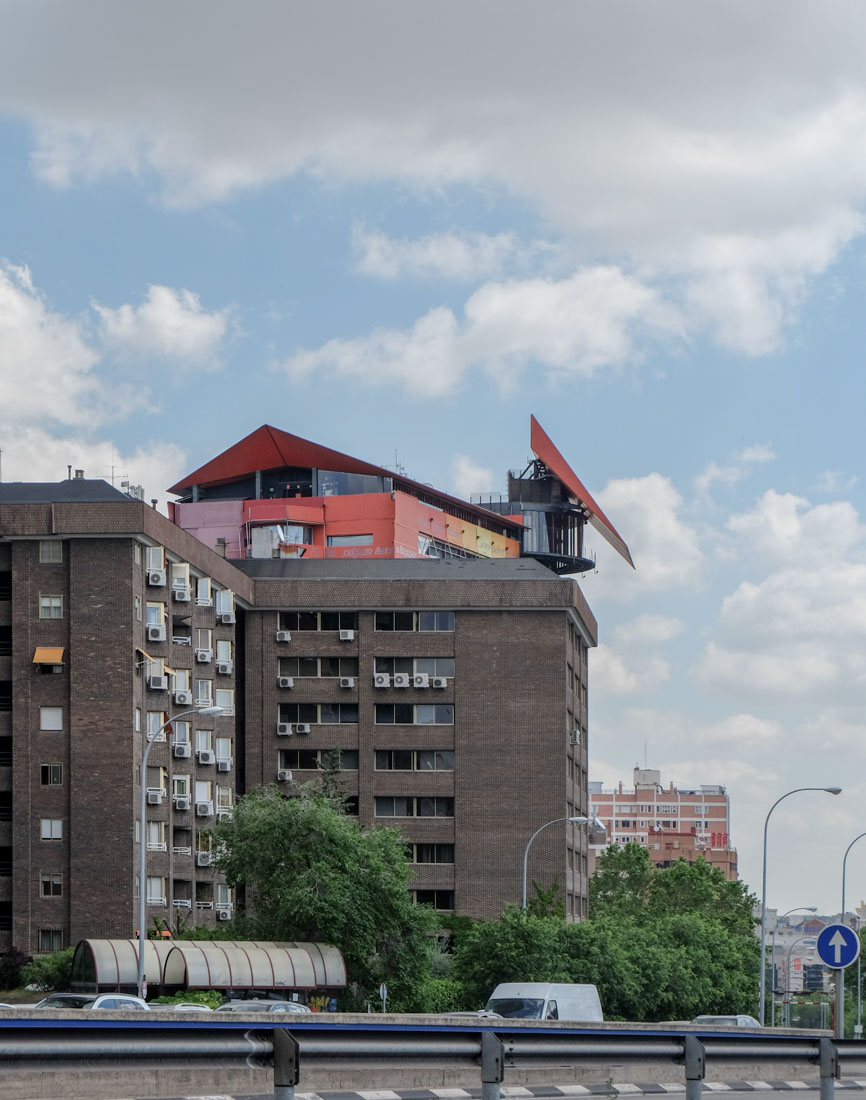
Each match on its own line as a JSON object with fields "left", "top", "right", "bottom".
{"left": 2, "top": 0, "right": 866, "bottom": 913}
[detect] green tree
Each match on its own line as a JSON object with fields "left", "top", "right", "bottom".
{"left": 211, "top": 785, "right": 437, "bottom": 1010}
{"left": 20, "top": 947, "right": 74, "bottom": 992}
{"left": 589, "top": 842, "right": 653, "bottom": 917}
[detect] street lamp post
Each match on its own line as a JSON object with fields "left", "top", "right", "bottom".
{"left": 759, "top": 786, "right": 842, "bottom": 1027}
{"left": 522, "top": 816, "right": 588, "bottom": 910}
{"left": 137, "top": 705, "right": 223, "bottom": 1000}
{"left": 838, "top": 831, "right": 866, "bottom": 1039}
{"left": 770, "top": 906, "right": 817, "bottom": 1026}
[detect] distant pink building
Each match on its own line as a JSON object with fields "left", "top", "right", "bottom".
{"left": 588, "top": 767, "right": 738, "bottom": 880}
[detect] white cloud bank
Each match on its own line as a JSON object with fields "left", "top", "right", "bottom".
{"left": 3, "top": 2, "right": 866, "bottom": 357}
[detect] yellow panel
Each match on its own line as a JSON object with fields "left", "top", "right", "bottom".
{"left": 33, "top": 647, "right": 65, "bottom": 664}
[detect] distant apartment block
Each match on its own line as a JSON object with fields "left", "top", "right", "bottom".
{"left": 589, "top": 767, "right": 738, "bottom": 880}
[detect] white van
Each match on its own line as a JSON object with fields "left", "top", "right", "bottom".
{"left": 485, "top": 982, "right": 603, "bottom": 1022}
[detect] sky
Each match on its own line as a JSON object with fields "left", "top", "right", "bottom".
{"left": 2, "top": 0, "right": 866, "bottom": 915}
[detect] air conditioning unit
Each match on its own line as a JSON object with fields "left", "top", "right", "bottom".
{"left": 147, "top": 674, "right": 168, "bottom": 691}
{"left": 147, "top": 789, "right": 164, "bottom": 805}
{"left": 217, "top": 660, "right": 233, "bottom": 675}
{"left": 277, "top": 769, "right": 293, "bottom": 782}
{"left": 339, "top": 629, "right": 354, "bottom": 641}
{"left": 373, "top": 672, "right": 391, "bottom": 688}
{"left": 276, "top": 630, "right": 292, "bottom": 643}
{"left": 195, "top": 648, "right": 212, "bottom": 663}
{"left": 147, "top": 569, "right": 166, "bottom": 586}
{"left": 173, "top": 587, "right": 191, "bottom": 602}
{"left": 393, "top": 673, "right": 410, "bottom": 689}
{"left": 339, "top": 676, "right": 355, "bottom": 688}
{"left": 413, "top": 673, "right": 430, "bottom": 688}
{"left": 195, "top": 802, "right": 213, "bottom": 818}
{"left": 278, "top": 676, "right": 294, "bottom": 689}
{"left": 295, "top": 723, "right": 311, "bottom": 734}
{"left": 217, "top": 809, "right": 233, "bottom": 821}
{"left": 217, "top": 759, "right": 231, "bottom": 772}
{"left": 146, "top": 624, "right": 166, "bottom": 643}
{"left": 219, "top": 611, "right": 236, "bottom": 625}
{"left": 432, "top": 676, "right": 448, "bottom": 689}
{"left": 197, "top": 749, "right": 215, "bottom": 765}
{"left": 217, "top": 909, "right": 232, "bottom": 921}
{"left": 277, "top": 722, "right": 293, "bottom": 736}
{"left": 174, "top": 689, "right": 193, "bottom": 705}
{"left": 174, "top": 795, "right": 191, "bottom": 811}
{"left": 195, "top": 850, "right": 212, "bottom": 865}
{"left": 173, "top": 742, "right": 191, "bottom": 759}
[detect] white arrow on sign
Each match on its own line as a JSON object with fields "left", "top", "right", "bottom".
{"left": 829, "top": 930, "right": 848, "bottom": 964}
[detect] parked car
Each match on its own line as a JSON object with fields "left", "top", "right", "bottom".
{"left": 215, "top": 999, "right": 311, "bottom": 1014}
{"left": 485, "top": 982, "right": 603, "bottom": 1022}
{"left": 692, "top": 1014, "right": 761, "bottom": 1028}
{"left": 170, "top": 1002, "right": 214, "bottom": 1011}
{"left": 34, "top": 993, "right": 150, "bottom": 1011}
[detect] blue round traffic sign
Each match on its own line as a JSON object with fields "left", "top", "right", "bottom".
{"left": 816, "top": 923, "right": 861, "bottom": 969}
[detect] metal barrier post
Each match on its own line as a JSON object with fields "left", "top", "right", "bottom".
{"left": 819, "top": 1037, "right": 838, "bottom": 1100}
{"left": 273, "top": 1028, "right": 300, "bottom": 1100}
{"left": 683, "top": 1033, "right": 705, "bottom": 1100}
{"left": 480, "top": 1029, "right": 504, "bottom": 1100}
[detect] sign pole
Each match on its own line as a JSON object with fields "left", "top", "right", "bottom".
{"left": 835, "top": 969, "right": 844, "bottom": 1039}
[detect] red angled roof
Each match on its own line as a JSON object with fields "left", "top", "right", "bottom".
{"left": 168, "top": 425, "right": 395, "bottom": 495}
{"left": 530, "top": 415, "right": 634, "bottom": 568}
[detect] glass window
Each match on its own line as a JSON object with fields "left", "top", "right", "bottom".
{"left": 418, "top": 611, "right": 455, "bottom": 631}
{"left": 41, "top": 819, "right": 62, "bottom": 840}
{"left": 145, "top": 602, "right": 164, "bottom": 626}
{"left": 194, "top": 679, "right": 213, "bottom": 705}
{"left": 172, "top": 774, "right": 190, "bottom": 796}
{"left": 194, "top": 729, "right": 213, "bottom": 753}
{"left": 39, "top": 707, "right": 63, "bottom": 732}
{"left": 146, "top": 876, "right": 166, "bottom": 903}
{"left": 327, "top": 534, "right": 373, "bottom": 546}
{"left": 216, "top": 639, "right": 232, "bottom": 662}
{"left": 214, "top": 689, "right": 234, "bottom": 715}
{"left": 170, "top": 562, "right": 190, "bottom": 588}
{"left": 215, "top": 589, "right": 234, "bottom": 614}
{"left": 39, "top": 541, "right": 63, "bottom": 563}
{"left": 414, "top": 657, "right": 455, "bottom": 677}
{"left": 41, "top": 763, "right": 62, "bottom": 786}
{"left": 40, "top": 873, "right": 62, "bottom": 897}
{"left": 196, "top": 578, "right": 212, "bottom": 604}
{"left": 215, "top": 737, "right": 232, "bottom": 762}
{"left": 195, "top": 628, "right": 212, "bottom": 649}
{"left": 134, "top": 595, "right": 142, "bottom": 621}
{"left": 39, "top": 595, "right": 63, "bottom": 618}
{"left": 414, "top": 890, "right": 455, "bottom": 910}
{"left": 194, "top": 780, "right": 212, "bottom": 802}
{"left": 146, "top": 711, "right": 167, "bottom": 740}
{"left": 172, "top": 720, "right": 191, "bottom": 745}
{"left": 39, "top": 929, "right": 63, "bottom": 952}
{"left": 146, "top": 546, "right": 165, "bottom": 570}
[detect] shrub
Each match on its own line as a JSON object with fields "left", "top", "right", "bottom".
{"left": 20, "top": 947, "right": 74, "bottom": 992}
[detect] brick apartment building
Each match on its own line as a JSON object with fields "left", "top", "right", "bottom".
{"left": 0, "top": 417, "right": 630, "bottom": 954}
{"left": 588, "top": 767, "right": 738, "bottom": 880}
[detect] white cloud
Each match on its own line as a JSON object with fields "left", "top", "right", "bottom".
{"left": 4, "top": 4, "right": 866, "bottom": 351}
{"left": 451, "top": 454, "right": 496, "bottom": 500}
{"left": 613, "top": 614, "right": 685, "bottom": 645}
{"left": 592, "top": 644, "right": 672, "bottom": 697}
{"left": 582, "top": 473, "right": 703, "bottom": 601}
{"left": 727, "top": 489, "right": 865, "bottom": 568}
{"left": 284, "top": 265, "right": 683, "bottom": 396}
{"left": 695, "top": 443, "right": 776, "bottom": 496}
{"left": 93, "top": 285, "right": 231, "bottom": 366}
{"left": 353, "top": 225, "right": 525, "bottom": 280}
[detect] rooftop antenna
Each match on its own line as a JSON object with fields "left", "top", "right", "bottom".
{"left": 644, "top": 739, "right": 647, "bottom": 769}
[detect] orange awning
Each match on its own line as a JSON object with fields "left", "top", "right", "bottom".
{"left": 33, "top": 647, "right": 65, "bottom": 664}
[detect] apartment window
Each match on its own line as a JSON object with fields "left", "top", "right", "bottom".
{"left": 194, "top": 679, "right": 213, "bottom": 706}
{"left": 214, "top": 689, "right": 234, "bottom": 716}
{"left": 39, "top": 541, "right": 62, "bottom": 563}
{"left": 40, "top": 764, "right": 62, "bottom": 786}
{"left": 374, "top": 704, "right": 454, "bottom": 725}
{"left": 134, "top": 595, "right": 142, "bottom": 621}
{"left": 172, "top": 720, "right": 191, "bottom": 745}
{"left": 196, "top": 578, "right": 212, "bottom": 605}
{"left": 279, "top": 656, "right": 358, "bottom": 678}
{"left": 146, "top": 602, "right": 164, "bottom": 626}
{"left": 38, "top": 929, "right": 63, "bottom": 952}
{"left": 414, "top": 889, "right": 455, "bottom": 910}
{"left": 375, "top": 750, "right": 454, "bottom": 771}
{"left": 216, "top": 883, "right": 233, "bottom": 907}
{"left": 216, "top": 639, "right": 232, "bottom": 663}
{"left": 410, "top": 843, "right": 455, "bottom": 864}
{"left": 278, "top": 611, "right": 358, "bottom": 632}
{"left": 278, "top": 703, "right": 359, "bottom": 724}
{"left": 279, "top": 748, "right": 359, "bottom": 770}
{"left": 195, "top": 729, "right": 213, "bottom": 753}
{"left": 195, "top": 780, "right": 213, "bottom": 802}
{"left": 146, "top": 876, "right": 166, "bottom": 904}
{"left": 214, "top": 589, "right": 234, "bottom": 615}
{"left": 195, "top": 628, "right": 212, "bottom": 650}
{"left": 146, "top": 711, "right": 167, "bottom": 741}
{"left": 39, "top": 707, "right": 63, "bottom": 732}
{"left": 216, "top": 786, "right": 233, "bottom": 810}
{"left": 39, "top": 595, "right": 63, "bottom": 619}
{"left": 374, "top": 797, "right": 454, "bottom": 818}
{"left": 172, "top": 668, "right": 190, "bottom": 691}
{"left": 327, "top": 534, "right": 373, "bottom": 546}
{"left": 375, "top": 611, "right": 454, "bottom": 632}
{"left": 146, "top": 822, "right": 167, "bottom": 851}
{"left": 374, "top": 657, "right": 455, "bottom": 677}
{"left": 146, "top": 546, "right": 165, "bottom": 570}
{"left": 40, "top": 819, "right": 63, "bottom": 840}
{"left": 215, "top": 737, "right": 232, "bottom": 763}
{"left": 170, "top": 563, "right": 190, "bottom": 589}
{"left": 40, "top": 873, "right": 63, "bottom": 897}
{"left": 134, "top": 543, "right": 142, "bottom": 565}
{"left": 172, "top": 774, "right": 190, "bottom": 797}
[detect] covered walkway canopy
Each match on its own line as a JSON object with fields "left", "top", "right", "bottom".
{"left": 71, "top": 939, "right": 346, "bottom": 994}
